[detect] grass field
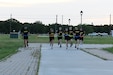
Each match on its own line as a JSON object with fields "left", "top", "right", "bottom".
{"left": 84, "top": 36, "right": 113, "bottom": 44}
{"left": 31, "top": 34, "right": 113, "bottom": 44}
{"left": 0, "top": 34, "right": 23, "bottom": 60}
{"left": 0, "top": 34, "right": 113, "bottom": 60}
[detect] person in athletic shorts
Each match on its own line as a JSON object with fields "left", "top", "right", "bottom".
{"left": 80, "top": 28, "right": 85, "bottom": 44}
{"left": 49, "top": 28, "right": 54, "bottom": 49}
{"left": 64, "top": 28, "right": 70, "bottom": 49}
{"left": 22, "top": 27, "right": 29, "bottom": 47}
{"left": 69, "top": 27, "right": 74, "bottom": 47}
{"left": 74, "top": 27, "right": 80, "bottom": 49}
{"left": 57, "top": 27, "right": 63, "bottom": 48}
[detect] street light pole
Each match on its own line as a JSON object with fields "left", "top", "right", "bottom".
{"left": 80, "top": 11, "right": 83, "bottom": 28}
{"left": 110, "top": 14, "right": 111, "bottom": 25}
{"left": 68, "top": 19, "right": 71, "bottom": 25}
{"left": 56, "top": 15, "right": 58, "bottom": 24}
{"left": 110, "top": 14, "right": 112, "bottom": 35}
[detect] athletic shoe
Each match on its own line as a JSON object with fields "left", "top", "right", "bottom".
{"left": 60, "top": 45, "right": 62, "bottom": 48}
{"left": 58, "top": 42, "right": 60, "bottom": 45}
{"left": 75, "top": 46, "right": 76, "bottom": 48}
{"left": 70, "top": 43, "right": 73, "bottom": 47}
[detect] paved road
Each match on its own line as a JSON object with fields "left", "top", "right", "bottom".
{"left": 0, "top": 43, "right": 40, "bottom": 75}
{"left": 39, "top": 44, "right": 113, "bottom": 75}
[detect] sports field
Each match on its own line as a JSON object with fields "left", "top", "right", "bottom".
{"left": 0, "top": 34, "right": 113, "bottom": 60}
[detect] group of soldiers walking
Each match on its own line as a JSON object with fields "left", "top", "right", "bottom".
{"left": 49, "top": 27, "right": 85, "bottom": 49}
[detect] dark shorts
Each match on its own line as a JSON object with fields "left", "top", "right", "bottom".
{"left": 65, "top": 36, "right": 70, "bottom": 41}
{"left": 69, "top": 37, "right": 73, "bottom": 40}
{"left": 24, "top": 36, "right": 28, "bottom": 39}
{"left": 49, "top": 37, "right": 54, "bottom": 41}
{"left": 80, "top": 37, "right": 84, "bottom": 40}
{"left": 74, "top": 36, "right": 80, "bottom": 40}
{"left": 58, "top": 37, "right": 62, "bottom": 40}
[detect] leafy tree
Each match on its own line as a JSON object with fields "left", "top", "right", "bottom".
{"left": 0, "top": 18, "right": 112, "bottom": 34}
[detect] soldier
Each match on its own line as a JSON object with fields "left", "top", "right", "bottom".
{"left": 64, "top": 28, "right": 70, "bottom": 49}
{"left": 57, "top": 27, "right": 63, "bottom": 47}
{"left": 80, "top": 28, "right": 85, "bottom": 44}
{"left": 49, "top": 28, "right": 54, "bottom": 49}
{"left": 69, "top": 27, "right": 74, "bottom": 47}
{"left": 74, "top": 27, "right": 80, "bottom": 49}
{"left": 22, "top": 27, "right": 29, "bottom": 47}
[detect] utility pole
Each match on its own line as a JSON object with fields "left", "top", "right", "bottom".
{"left": 56, "top": 15, "right": 58, "bottom": 24}
{"left": 62, "top": 15, "right": 63, "bottom": 25}
{"left": 55, "top": 15, "right": 58, "bottom": 33}
{"left": 110, "top": 14, "right": 111, "bottom": 25}
{"left": 10, "top": 14, "right": 12, "bottom": 33}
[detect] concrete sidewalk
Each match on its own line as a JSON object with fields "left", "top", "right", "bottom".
{"left": 0, "top": 43, "right": 40, "bottom": 75}
{"left": 39, "top": 44, "right": 113, "bottom": 75}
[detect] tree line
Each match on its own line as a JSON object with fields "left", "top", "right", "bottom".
{"left": 0, "top": 18, "right": 113, "bottom": 35}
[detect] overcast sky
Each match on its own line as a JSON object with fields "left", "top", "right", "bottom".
{"left": 0, "top": 0, "right": 113, "bottom": 25}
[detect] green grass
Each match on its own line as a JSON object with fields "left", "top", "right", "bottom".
{"left": 29, "top": 35, "right": 49, "bottom": 43}
{"left": 0, "top": 34, "right": 113, "bottom": 60}
{"left": 30, "top": 34, "right": 113, "bottom": 44}
{"left": 84, "top": 36, "right": 113, "bottom": 44}
{"left": 103, "top": 47, "right": 113, "bottom": 54}
{"left": 0, "top": 34, "right": 23, "bottom": 60}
